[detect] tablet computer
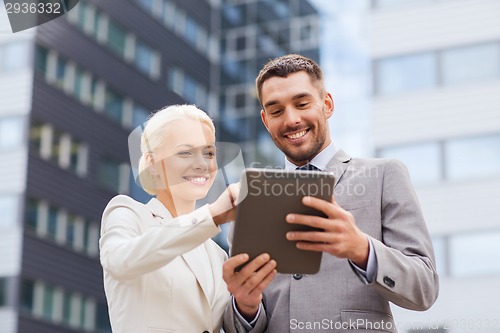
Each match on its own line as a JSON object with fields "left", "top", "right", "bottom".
{"left": 231, "top": 168, "right": 335, "bottom": 274}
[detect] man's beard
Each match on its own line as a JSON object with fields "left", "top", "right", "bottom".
{"left": 273, "top": 126, "right": 326, "bottom": 164}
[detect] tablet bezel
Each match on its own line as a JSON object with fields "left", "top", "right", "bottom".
{"left": 231, "top": 168, "right": 335, "bottom": 274}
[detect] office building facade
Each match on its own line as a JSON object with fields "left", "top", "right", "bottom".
{"left": 0, "top": 0, "right": 320, "bottom": 331}
{"left": 369, "top": 0, "right": 500, "bottom": 332}
{"left": 0, "top": 0, "right": 218, "bottom": 331}
{"left": 218, "top": 0, "right": 320, "bottom": 167}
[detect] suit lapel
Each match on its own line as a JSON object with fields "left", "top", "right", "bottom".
{"left": 146, "top": 198, "right": 214, "bottom": 306}
{"left": 145, "top": 198, "right": 173, "bottom": 222}
{"left": 181, "top": 245, "right": 212, "bottom": 306}
{"left": 326, "top": 149, "right": 352, "bottom": 187}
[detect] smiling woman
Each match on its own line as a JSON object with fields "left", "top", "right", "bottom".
{"left": 99, "top": 104, "right": 238, "bottom": 333}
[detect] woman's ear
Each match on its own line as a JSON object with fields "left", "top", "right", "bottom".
{"left": 145, "top": 153, "right": 159, "bottom": 176}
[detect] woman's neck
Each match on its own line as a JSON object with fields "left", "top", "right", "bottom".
{"left": 156, "top": 191, "right": 195, "bottom": 217}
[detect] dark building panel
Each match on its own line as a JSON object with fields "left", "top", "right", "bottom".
{"left": 35, "top": 24, "right": 187, "bottom": 110}
{"left": 26, "top": 153, "right": 115, "bottom": 220}
{"left": 174, "top": 0, "right": 213, "bottom": 27}
{"left": 31, "top": 78, "right": 130, "bottom": 155}
{"left": 18, "top": 314, "right": 85, "bottom": 333}
{"left": 21, "top": 234, "right": 104, "bottom": 300}
{"left": 86, "top": 0, "right": 213, "bottom": 85}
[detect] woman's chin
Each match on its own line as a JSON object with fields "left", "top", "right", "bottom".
{"left": 187, "top": 187, "right": 210, "bottom": 200}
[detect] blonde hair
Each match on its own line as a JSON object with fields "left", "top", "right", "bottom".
{"left": 138, "top": 104, "right": 215, "bottom": 195}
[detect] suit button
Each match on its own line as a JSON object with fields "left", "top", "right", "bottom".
{"left": 383, "top": 276, "right": 395, "bottom": 288}
{"left": 191, "top": 217, "right": 198, "bottom": 224}
{"left": 293, "top": 274, "right": 303, "bottom": 280}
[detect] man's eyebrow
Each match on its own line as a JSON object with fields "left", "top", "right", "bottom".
{"left": 264, "top": 100, "right": 278, "bottom": 108}
{"left": 264, "top": 93, "right": 312, "bottom": 109}
{"left": 175, "top": 144, "right": 194, "bottom": 148}
{"left": 292, "top": 93, "right": 312, "bottom": 100}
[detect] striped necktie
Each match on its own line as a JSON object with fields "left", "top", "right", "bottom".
{"left": 296, "top": 164, "right": 320, "bottom": 171}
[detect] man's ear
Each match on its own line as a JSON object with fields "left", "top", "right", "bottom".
{"left": 146, "top": 153, "right": 159, "bottom": 176}
{"left": 324, "top": 92, "right": 334, "bottom": 119}
{"left": 260, "top": 109, "right": 270, "bottom": 132}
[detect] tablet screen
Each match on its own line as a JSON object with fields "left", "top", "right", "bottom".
{"left": 231, "top": 168, "right": 335, "bottom": 274}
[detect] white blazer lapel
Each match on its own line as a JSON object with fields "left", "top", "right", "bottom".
{"left": 181, "top": 247, "right": 212, "bottom": 305}
{"left": 205, "top": 240, "right": 226, "bottom": 300}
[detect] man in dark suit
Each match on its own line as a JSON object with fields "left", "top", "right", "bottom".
{"left": 222, "top": 54, "right": 439, "bottom": 332}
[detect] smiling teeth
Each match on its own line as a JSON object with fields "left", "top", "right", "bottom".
{"left": 287, "top": 130, "right": 306, "bottom": 139}
{"left": 188, "top": 177, "right": 207, "bottom": 183}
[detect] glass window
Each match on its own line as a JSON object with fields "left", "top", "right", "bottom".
{"left": 76, "top": 1, "right": 88, "bottom": 30}
{"left": 54, "top": 56, "right": 67, "bottom": 89}
{"left": 195, "top": 85, "right": 207, "bottom": 108}
{"left": 86, "top": 223, "right": 99, "bottom": 256}
{"left": 29, "top": 121, "right": 43, "bottom": 154}
{"left": 104, "top": 89, "right": 124, "bottom": 124}
{"left": 0, "top": 117, "right": 24, "bottom": 149}
{"left": 35, "top": 46, "right": 48, "bottom": 74}
{"left": 431, "top": 236, "right": 448, "bottom": 277}
{"left": 0, "top": 195, "right": 18, "bottom": 229}
{"left": 1, "top": 41, "right": 31, "bottom": 72}
{"left": 450, "top": 230, "right": 500, "bottom": 277}
{"left": 163, "top": 0, "right": 176, "bottom": 28}
{"left": 62, "top": 291, "right": 72, "bottom": 326}
{"left": 89, "top": 77, "right": 99, "bottom": 109}
{"left": 138, "top": 0, "right": 153, "bottom": 13}
{"left": 223, "top": 5, "right": 244, "bottom": 26}
{"left": 135, "top": 41, "right": 153, "bottom": 75}
{"left": 20, "top": 279, "right": 35, "bottom": 312}
{"left": 196, "top": 27, "right": 208, "bottom": 52}
{"left": 42, "top": 285, "right": 55, "bottom": 320}
{"left": 51, "top": 129, "right": 64, "bottom": 165}
{"left": 47, "top": 206, "right": 58, "bottom": 241}
{"left": 167, "top": 67, "right": 184, "bottom": 95}
{"left": 374, "top": 0, "right": 433, "bottom": 9}
{"left": 183, "top": 75, "right": 198, "bottom": 103}
{"left": 73, "top": 68, "right": 87, "bottom": 102}
{"left": 441, "top": 43, "right": 500, "bottom": 86}
{"left": 98, "top": 158, "right": 121, "bottom": 192}
{"left": 235, "top": 92, "right": 246, "bottom": 109}
{"left": 80, "top": 297, "right": 87, "bottom": 328}
{"left": 377, "top": 142, "right": 442, "bottom": 184}
{"left": 107, "top": 22, "right": 127, "bottom": 58}
{"left": 174, "top": 9, "right": 186, "bottom": 35}
{"left": 257, "top": 33, "right": 278, "bottom": 54}
{"left": 132, "top": 104, "right": 149, "bottom": 128}
{"left": 82, "top": 222, "right": 89, "bottom": 254}
{"left": 273, "top": 0, "right": 289, "bottom": 18}
{"left": 66, "top": 214, "right": 77, "bottom": 248}
{"left": 25, "top": 199, "right": 38, "bottom": 230}
{"left": 185, "top": 17, "right": 200, "bottom": 46}
{"left": 376, "top": 52, "right": 437, "bottom": 95}
{"left": 0, "top": 278, "right": 6, "bottom": 307}
{"left": 92, "top": 10, "right": 103, "bottom": 40}
{"left": 446, "top": 134, "right": 500, "bottom": 180}
{"left": 95, "top": 302, "right": 111, "bottom": 332}
{"left": 235, "top": 35, "right": 246, "bottom": 51}
{"left": 68, "top": 294, "right": 83, "bottom": 328}
{"left": 276, "top": 26, "right": 290, "bottom": 47}
{"left": 300, "top": 22, "right": 313, "bottom": 42}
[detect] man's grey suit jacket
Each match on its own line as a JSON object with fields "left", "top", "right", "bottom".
{"left": 223, "top": 150, "right": 439, "bottom": 333}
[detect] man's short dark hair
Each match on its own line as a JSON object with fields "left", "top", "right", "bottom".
{"left": 256, "top": 54, "right": 325, "bottom": 104}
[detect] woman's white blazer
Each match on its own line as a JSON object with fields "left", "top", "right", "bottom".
{"left": 99, "top": 195, "right": 230, "bottom": 333}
